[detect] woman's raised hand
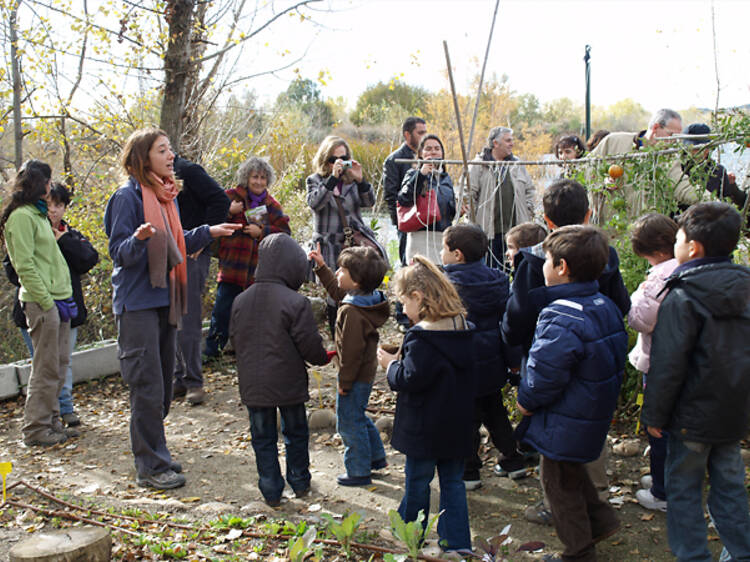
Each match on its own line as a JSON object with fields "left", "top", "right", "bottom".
{"left": 228, "top": 199, "right": 244, "bottom": 215}
{"left": 134, "top": 222, "right": 156, "bottom": 240}
{"left": 209, "top": 223, "right": 242, "bottom": 238}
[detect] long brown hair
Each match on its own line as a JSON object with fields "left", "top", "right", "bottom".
{"left": 392, "top": 255, "right": 465, "bottom": 322}
{"left": 0, "top": 160, "right": 52, "bottom": 242}
{"left": 312, "top": 135, "right": 350, "bottom": 176}
{"left": 120, "top": 128, "right": 171, "bottom": 188}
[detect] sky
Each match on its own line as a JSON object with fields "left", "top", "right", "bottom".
{"left": 248, "top": 0, "right": 750, "bottom": 113}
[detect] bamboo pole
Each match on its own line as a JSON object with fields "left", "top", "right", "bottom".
{"left": 443, "top": 41, "right": 471, "bottom": 224}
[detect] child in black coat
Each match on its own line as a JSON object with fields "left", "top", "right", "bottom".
{"left": 377, "top": 255, "right": 474, "bottom": 553}
{"left": 440, "top": 224, "right": 526, "bottom": 489}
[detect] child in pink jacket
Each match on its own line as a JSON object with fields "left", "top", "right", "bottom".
{"left": 627, "top": 213, "right": 679, "bottom": 512}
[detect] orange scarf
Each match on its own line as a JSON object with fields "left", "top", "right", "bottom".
{"left": 142, "top": 172, "right": 187, "bottom": 327}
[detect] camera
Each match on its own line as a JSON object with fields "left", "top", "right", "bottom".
{"left": 341, "top": 160, "right": 353, "bottom": 169}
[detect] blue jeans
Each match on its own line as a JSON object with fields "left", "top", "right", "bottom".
{"left": 399, "top": 457, "right": 471, "bottom": 551}
{"left": 204, "top": 281, "right": 243, "bottom": 357}
{"left": 336, "top": 381, "right": 385, "bottom": 477}
{"left": 666, "top": 435, "right": 750, "bottom": 561}
{"left": 648, "top": 429, "right": 668, "bottom": 501}
{"left": 247, "top": 404, "right": 310, "bottom": 502}
{"left": 58, "top": 327, "right": 77, "bottom": 415}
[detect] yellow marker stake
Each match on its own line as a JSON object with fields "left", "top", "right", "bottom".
{"left": 0, "top": 462, "right": 12, "bottom": 503}
{"left": 311, "top": 370, "right": 323, "bottom": 409}
{"left": 635, "top": 393, "right": 644, "bottom": 434}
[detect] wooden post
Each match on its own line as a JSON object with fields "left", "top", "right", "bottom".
{"left": 443, "top": 41, "right": 472, "bottom": 223}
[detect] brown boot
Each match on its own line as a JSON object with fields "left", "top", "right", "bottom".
{"left": 186, "top": 387, "right": 206, "bottom": 406}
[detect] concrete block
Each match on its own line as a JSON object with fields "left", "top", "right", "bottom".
{"left": 0, "top": 364, "right": 19, "bottom": 400}
{"left": 71, "top": 339, "right": 119, "bottom": 384}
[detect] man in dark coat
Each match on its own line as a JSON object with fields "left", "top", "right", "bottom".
{"left": 173, "top": 156, "right": 230, "bottom": 405}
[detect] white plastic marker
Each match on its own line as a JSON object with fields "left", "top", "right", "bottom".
{"left": 0, "top": 462, "right": 12, "bottom": 503}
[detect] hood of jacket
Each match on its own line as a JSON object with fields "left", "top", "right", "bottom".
{"left": 666, "top": 261, "right": 750, "bottom": 318}
{"left": 342, "top": 290, "right": 391, "bottom": 329}
{"left": 254, "top": 233, "right": 307, "bottom": 290}
{"left": 408, "top": 324, "right": 475, "bottom": 369}
{"left": 443, "top": 261, "right": 509, "bottom": 324}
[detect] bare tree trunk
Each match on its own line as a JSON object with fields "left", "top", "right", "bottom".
{"left": 10, "top": 0, "right": 23, "bottom": 169}
{"left": 159, "top": 0, "right": 196, "bottom": 148}
{"left": 179, "top": 0, "right": 210, "bottom": 161}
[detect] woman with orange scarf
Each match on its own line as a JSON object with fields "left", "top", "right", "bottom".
{"left": 104, "top": 128, "right": 239, "bottom": 490}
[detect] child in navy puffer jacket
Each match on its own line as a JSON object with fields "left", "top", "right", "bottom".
{"left": 377, "top": 255, "right": 474, "bottom": 553}
{"left": 516, "top": 225, "right": 627, "bottom": 561}
{"left": 440, "top": 225, "right": 526, "bottom": 489}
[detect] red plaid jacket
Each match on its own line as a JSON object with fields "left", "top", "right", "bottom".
{"left": 217, "top": 187, "right": 291, "bottom": 288}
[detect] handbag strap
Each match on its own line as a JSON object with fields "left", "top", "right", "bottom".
{"left": 333, "top": 194, "right": 355, "bottom": 246}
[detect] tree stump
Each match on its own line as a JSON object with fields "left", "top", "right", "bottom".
{"left": 9, "top": 526, "right": 111, "bottom": 562}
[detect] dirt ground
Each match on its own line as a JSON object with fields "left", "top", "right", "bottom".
{"left": 0, "top": 320, "right": 743, "bottom": 560}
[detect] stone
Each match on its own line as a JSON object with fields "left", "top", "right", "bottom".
{"left": 240, "top": 501, "right": 277, "bottom": 516}
{"left": 307, "top": 297, "right": 328, "bottom": 324}
{"left": 308, "top": 409, "right": 336, "bottom": 430}
{"left": 374, "top": 416, "right": 393, "bottom": 436}
{"left": 612, "top": 439, "right": 642, "bottom": 457}
{"left": 194, "top": 501, "right": 234, "bottom": 515}
{"left": 10, "top": 526, "right": 111, "bottom": 562}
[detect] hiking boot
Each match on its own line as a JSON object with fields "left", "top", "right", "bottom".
{"left": 136, "top": 469, "right": 186, "bottom": 490}
{"left": 52, "top": 420, "right": 80, "bottom": 438}
{"left": 524, "top": 501, "right": 553, "bottom": 526}
{"left": 186, "top": 387, "right": 206, "bottom": 406}
{"left": 24, "top": 430, "right": 67, "bottom": 447}
{"left": 62, "top": 412, "right": 81, "bottom": 427}
{"left": 172, "top": 382, "right": 187, "bottom": 399}
{"left": 636, "top": 488, "right": 667, "bottom": 512}
{"left": 336, "top": 473, "right": 372, "bottom": 486}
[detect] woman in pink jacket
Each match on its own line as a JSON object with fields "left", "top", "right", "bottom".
{"left": 627, "top": 213, "right": 679, "bottom": 513}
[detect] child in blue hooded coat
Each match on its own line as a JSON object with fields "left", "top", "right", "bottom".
{"left": 377, "top": 255, "right": 475, "bottom": 553}
{"left": 516, "top": 225, "right": 627, "bottom": 561}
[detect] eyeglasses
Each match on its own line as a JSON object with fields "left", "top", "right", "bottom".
{"left": 327, "top": 155, "right": 349, "bottom": 164}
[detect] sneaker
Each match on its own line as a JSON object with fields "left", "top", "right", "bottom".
{"left": 24, "top": 430, "right": 67, "bottom": 447}
{"left": 493, "top": 457, "right": 529, "bottom": 480}
{"left": 61, "top": 412, "right": 81, "bottom": 427}
{"left": 640, "top": 474, "right": 653, "bottom": 489}
{"left": 371, "top": 458, "right": 388, "bottom": 470}
{"left": 186, "top": 387, "right": 207, "bottom": 405}
{"left": 463, "top": 479, "right": 482, "bottom": 491}
{"left": 636, "top": 488, "right": 667, "bottom": 512}
{"left": 294, "top": 486, "right": 311, "bottom": 498}
{"left": 170, "top": 461, "right": 182, "bottom": 473}
{"left": 336, "top": 473, "right": 372, "bottom": 486}
{"left": 136, "top": 469, "right": 186, "bottom": 490}
{"left": 524, "top": 501, "right": 553, "bottom": 526}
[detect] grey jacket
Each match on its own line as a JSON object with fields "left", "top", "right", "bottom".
{"left": 230, "top": 233, "right": 328, "bottom": 408}
{"left": 469, "top": 152, "right": 536, "bottom": 239}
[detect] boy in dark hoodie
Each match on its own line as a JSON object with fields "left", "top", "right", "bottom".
{"left": 309, "top": 243, "right": 390, "bottom": 487}
{"left": 642, "top": 202, "right": 750, "bottom": 562}
{"left": 440, "top": 224, "right": 526, "bottom": 489}
{"left": 230, "top": 233, "right": 329, "bottom": 506}
{"left": 502, "top": 178, "right": 630, "bottom": 524}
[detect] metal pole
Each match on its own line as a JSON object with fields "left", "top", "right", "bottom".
{"left": 466, "top": 0, "right": 500, "bottom": 163}
{"left": 584, "top": 45, "right": 591, "bottom": 142}
{"left": 443, "top": 40, "right": 472, "bottom": 224}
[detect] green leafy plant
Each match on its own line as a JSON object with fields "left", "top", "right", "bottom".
{"left": 322, "top": 511, "right": 362, "bottom": 559}
{"left": 287, "top": 525, "right": 317, "bottom": 562}
{"left": 385, "top": 508, "right": 442, "bottom": 562}
{"left": 149, "top": 540, "right": 188, "bottom": 559}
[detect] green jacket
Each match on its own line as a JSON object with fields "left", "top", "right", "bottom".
{"left": 5, "top": 204, "right": 72, "bottom": 311}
